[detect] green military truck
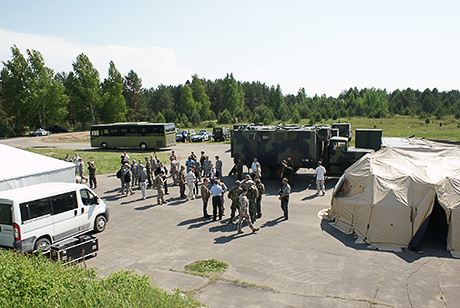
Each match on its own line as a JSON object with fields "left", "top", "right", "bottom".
{"left": 231, "top": 124, "right": 379, "bottom": 177}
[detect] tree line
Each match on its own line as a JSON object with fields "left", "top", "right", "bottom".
{"left": 1, "top": 45, "right": 459, "bottom": 137}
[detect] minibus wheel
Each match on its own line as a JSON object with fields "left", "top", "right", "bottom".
{"left": 94, "top": 215, "right": 107, "bottom": 232}
{"left": 35, "top": 237, "right": 51, "bottom": 251}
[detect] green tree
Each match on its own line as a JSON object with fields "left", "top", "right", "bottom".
{"left": 252, "top": 105, "right": 275, "bottom": 125}
{"left": 100, "top": 61, "right": 127, "bottom": 123}
{"left": 180, "top": 85, "right": 201, "bottom": 125}
{"left": 67, "top": 53, "right": 101, "bottom": 127}
{"left": 268, "top": 84, "right": 284, "bottom": 116}
{"left": 191, "top": 74, "right": 212, "bottom": 120}
{"left": 222, "top": 73, "right": 244, "bottom": 114}
{"left": 217, "top": 109, "right": 234, "bottom": 124}
{"left": 0, "top": 46, "right": 68, "bottom": 131}
{"left": 123, "top": 70, "right": 148, "bottom": 121}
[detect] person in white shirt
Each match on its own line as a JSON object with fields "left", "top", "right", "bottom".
{"left": 314, "top": 161, "right": 326, "bottom": 195}
{"left": 251, "top": 158, "right": 260, "bottom": 178}
{"left": 210, "top": 180, "right": 223, "bottom": 220}
{"left": 186, "top": 169, "right": 196, "bottom": 200}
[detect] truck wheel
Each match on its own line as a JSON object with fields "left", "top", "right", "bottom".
{"left": 261, "top": 166, "right": 272, "bottom": 179}
{"left": 94, "top": 215, "right": 107, "bottom": 232}
{"left": 35, "top": 237, "right": 51, "bottom": 251}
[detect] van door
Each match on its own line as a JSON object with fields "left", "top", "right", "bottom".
{"left": 51, "top": 192, "right": 81, "bottom": 242}
{"left": 0, "top": 202, "right": 14, "bottom": 247}
{"left": 79, "top": 188, "right": 99, "bottom": 230}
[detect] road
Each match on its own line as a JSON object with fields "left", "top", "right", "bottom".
{"left": 1, "top": 135, "right": 459, "bottom": 307}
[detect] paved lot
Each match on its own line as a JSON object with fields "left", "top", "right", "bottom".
{"left": 2, "top": 136, "right": 460, "bottom": 307}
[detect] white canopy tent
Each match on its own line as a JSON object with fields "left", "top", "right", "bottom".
{"left": 0, "top": 144, "right": 75, "bottom": 191}
{"left": 330, "top": 139, "right": 460, "bottom": 258}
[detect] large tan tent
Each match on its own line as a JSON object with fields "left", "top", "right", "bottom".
{"left": 329, "top": 139, "right": 460, "bottom": 258}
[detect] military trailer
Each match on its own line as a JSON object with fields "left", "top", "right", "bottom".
{"left": 231, "top": 124, "right": 374, "bottom": 177}
{"left": 332, "top": 123, "right": 352, "bottom": 141}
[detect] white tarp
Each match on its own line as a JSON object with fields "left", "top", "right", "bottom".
{"left": 330, "top": 139, "right": 460, "bottom": 258}
{"left": 0, "top": 144, "right": 75, "bottom": 191}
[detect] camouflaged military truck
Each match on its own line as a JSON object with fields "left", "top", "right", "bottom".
{"left": 231, "top": 124, "right": 375, "bottom": 177}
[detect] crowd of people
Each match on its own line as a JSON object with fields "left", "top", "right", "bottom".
{"left": 65, "top": 149, "right": 327, "bottom": 236}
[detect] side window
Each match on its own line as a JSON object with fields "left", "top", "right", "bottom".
{"left": 52, "top": 192, "right": 78, "bottom": 215}
{"left": 80, "top": 189, "right": 98, "bottom": 206}
{"left": 20, "top": 198, "right": 52, "bottom": 222}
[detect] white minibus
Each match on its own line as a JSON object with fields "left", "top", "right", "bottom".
{"left": 0, "top": 183, "right": 109, "bottom": 252}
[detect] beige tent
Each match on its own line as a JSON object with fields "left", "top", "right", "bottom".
{"left": 330, "top": 139, "right": 460, "bottom": 258}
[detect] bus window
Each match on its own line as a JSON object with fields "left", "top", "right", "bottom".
{"left": 119, "top": 128, "right": 127, "bottom": 136}
{"left": 108, "top": 128, "right": 118, "bottom": 136}
{"left": 127, "top": 127, "right": 138, "bottom": 136}
{"left": 91, "top": 130, "right": 99, "bottom": 137}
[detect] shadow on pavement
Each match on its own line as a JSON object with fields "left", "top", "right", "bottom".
{"left": 208, "top": 221, "right": 237, "bottom": 233}
{"left": 214, "top": 232, "right": 253, "bottom": 244}
{"left": 260, "top": 217, "right": 285, "bottom": 228}
{"left": 320, "top": 219, "right": 452, "bottom": 263}
{"left": 177, "top": 217, "right": 213, "bottom": 229}
{"left": 134, "top": 203, "right": 160, "bottom": 211}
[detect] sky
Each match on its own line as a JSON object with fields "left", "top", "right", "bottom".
{"left": 0, "top": 0, "right": 459, "bottom": 97}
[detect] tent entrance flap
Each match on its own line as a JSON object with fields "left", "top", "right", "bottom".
{"left": 409, "top": 199, "right": 448, "bottom": 251}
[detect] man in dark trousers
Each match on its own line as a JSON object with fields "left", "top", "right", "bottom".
{"left": 279, "top": 177, "right": 291, "bottom": 220}
{"left": 210, "top": 180, "right": 223, "bottom": 221}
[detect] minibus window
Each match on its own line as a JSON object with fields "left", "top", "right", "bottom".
{"left": 52, "top": 192, "right": 78, "bottom": 215}
{"left": 0, "top": 203, "right": 12, "bottom": 225}
{"left": 20, "top": 198, "right": 52, "bottom": 222}
{"left": 80, "top": 189, "right": 98, "bottom": 205}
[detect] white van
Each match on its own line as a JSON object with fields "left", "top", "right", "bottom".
{"left": 0, "top": 182, "right": 109, "bottom": 252}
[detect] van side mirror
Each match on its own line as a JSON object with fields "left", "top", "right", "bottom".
{"left": 96, "top": 197, "right": 100, "bottom": 204}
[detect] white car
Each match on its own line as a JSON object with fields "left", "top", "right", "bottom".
{"left": 191, "top": 131, "right": 210, "bottom": 142}
{"left": 29, "top": 128, "right": 50, "bottom": 137}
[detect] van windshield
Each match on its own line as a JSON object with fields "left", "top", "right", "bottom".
{"left": 0, "top": 203, "right": 12, "bottom": 225}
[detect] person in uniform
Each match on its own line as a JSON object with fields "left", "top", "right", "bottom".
{"left": 279, "top": 177, "right": 291, "bottom": 220}
{"left": 154, "top": 170, "right": 167, "bottom": 204}
{"left": 199, "top": 151, "right": 206, "bottom": 177}
{"left": 215, "top": 156, "right": 223, "bottom": 178}
{"left": 131, "top": 160, "right": 138, "bottom": 188}
{"left": 237, "top": 189, "right": 259, "bottom": 234}
{"left": 247, "top": 180, "right": 259, "bottom": 223}
{"left": 281, "top": 156, "right": 295, "bottom": 186}
{"left": 255, "top": 179, "right": 265, "bottom": 219}
{"left": 87, "top": 161, "right": 97, "bottom": 189}
{"left": 200, "top": 178, "right": 211, "bottom": 218}
{"left": 139, "top": 167, "right": 148, "bottom": 200}
{"left": 236, "top": 157, "right": 243, "bottom": 180}
{"left": 203, "top": 156, "right": 212, "bottom": 178}
{"left": 228, "top": 180, "right": 242, "bottom": 223}
{"left": 145, "top": 157, "right": 153, "bottom": 187}
{"left": 123, "top": 164, "right": 134, "bottom": 196}
{"left": 170, "top": 158, "right": 180, "bottom": 185}
{"left": 179, "top": 165, "right": 187, "bottom": 198}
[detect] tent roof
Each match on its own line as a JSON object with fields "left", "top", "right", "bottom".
{"left": 0, "top": 143, "right": 74, "bottom": 182}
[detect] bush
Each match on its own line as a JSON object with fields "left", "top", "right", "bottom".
{"left": 425, "top": 117, "right": 431, "bottom": 124}
{"left": 0, "top": 249, "right": 201, "bottom": 308}
{"left": 217, "top": 109, "right": 234, "bottom": 124}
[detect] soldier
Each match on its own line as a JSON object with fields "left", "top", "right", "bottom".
{"left": 237, "top": 189, "right": 259, "bottom": 235}
{"left": 199, "top": 151, "right": 206, "bottom": 176}
{"left": 131, "top": 160, "right": 138, "bottom": 188}
{"left": 154, "top": 170, "right": 167, "bottom": 204}
{"left": 179, "top": 166, "right": 187, "bottom": 198}
{"left": 236, "top": 157, "right": 243, "bottom": 180}
{"left": 145, "top": 157, "right": 153, "bottom": 187}
{"left": 88, "top": 161, "right": 97, "bottom": 189}
{"left": 203, "top": 156, "right": 212, "bottom": 178}
{"left": 170, "top": 158, "right": 180, "bottom": 185}
{"left": 228, "top": 180, "right": 242, "bottom": 223}
{"left": 255, "top": 179, "right": 265, "bottom": 219}
{"left": 247, "top": 180, "right": 259, "bottom": 223}
{"left": 218, "top": 178, "right": 227, "bottom": 216}
{"left": 279, "top": 177, "right": 291, "bottom": 220}
{"left": 215, "top": 156, "right": 223, "bottom": 178}
{"left": 169, "top": 150, "right": 177, "bottom": 162}
{"left": 136, "top": 159, "right": 144, "bottom": 189}
{"left": 228, "top": 155, "right": 239, "bottom": 176}
{"left": 200, "top": 178, "right": 211, "bottom": 218}
{"left": 139, "top": 167, "right": 148, "bottom": 200}
{"left": 281, "top": 159, "right": 294, "bottom": 186}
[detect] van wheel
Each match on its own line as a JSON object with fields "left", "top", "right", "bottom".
{"left": 94, "top": 215, "right": 107, "bottom": 232}
{"left": 35, "top": 237, "right": 51, "bottom": 251}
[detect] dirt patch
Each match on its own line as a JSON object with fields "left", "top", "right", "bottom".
{"left": 45, "top": 132, "right": 89, "bottom": 142}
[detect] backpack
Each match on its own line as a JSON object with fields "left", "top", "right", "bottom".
{"left": 124, "top": 172, "right": 131, "bottom": 183}
{"left": 116, "top": 169, "right": 122, "bottom": 179}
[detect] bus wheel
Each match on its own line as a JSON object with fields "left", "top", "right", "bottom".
{"left": 35, "top": 237, "right": 51, "bottom": 251}
{"left": 101, "top": 142, "right": 108, "bottom": 149}
{"left": 139, "top": 143, "right": 147, "bottom": 151}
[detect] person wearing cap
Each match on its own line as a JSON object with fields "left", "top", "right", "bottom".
{"left": 314, "top": 161, "right": 326, "bottom": 195}
{"left": 139, "top": 167, "right": 148, "bottom": 200}
{"left": 87, "top": 160, "right": 97, "bottom": 189}
{"left": 255, "top": 179, "right": 265, "bottom": 219}
{"left": 247, "top": 180, "right": 259, "bottom": 223}
{"left": 200, "top": 178, "right": 211, "bottom": 218}
{"left": 215, "top": 156, "right": 223, "bottom": 178}
{"left": 203, "top": 156, "right": 212, "bottom": 178}
{"left": 279, "top": 177, "right": 291, "bottom": 220}
{"left": 154, "top": 170, "right": 167, "bottom": 204}
{"left": 228, "top": 180, "right": 243, "bottom": 223}
{"left": 237, "top": 189, "right": 259, "bottom": 235}
{"left": 210, "top": 180, "right": 223, "bottom": 221}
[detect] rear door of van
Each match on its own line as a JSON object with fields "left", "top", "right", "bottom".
{"left": 0, "top": 202, "right": 14, "bottom": 247}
